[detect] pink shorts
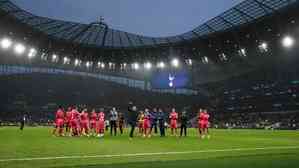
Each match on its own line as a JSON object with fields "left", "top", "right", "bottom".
{"left": 97, "top": 120, "right": 105, "bottom": 130}
{"left": 70, "top": 120, "right": 79, "bottom": 129}
{"left": 81, "top": 121, "right": 89, "bottom": 130}
{"left": 170, "top": 120, "right": 177, "bottom": 129}
{"left": 143, "top": 120, "right": 150, "bottom": 129}
{"left": 90, "top": 120, "right": 97, "bottom": 129}
{"left": 55, "top": 119, "right": 64, "bottom": 127}
{"left": 199, "top": 122, "right": 208, "bottom": 129}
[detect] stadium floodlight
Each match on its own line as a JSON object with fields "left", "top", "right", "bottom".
{"left": 14, "top": 43, "right": 26, "bottom": 55}
{"left": 171, "top": 58, "right": 179, "bottom": 68}
{"left": 75, "top": 59, "right": 80, "bottom": 66}
{"left": 86, "top": 61, "right": 91, "bottom": 68}
{"left": 132, "top": 62, "right": 139, "bottom": 70}
{"left": 282, "top": 36, "right": 294, "bottom": 48}
{"left": 63, "top": 57, "right": 69, "bottom": 64}
{"left": 28, "top": 48, "right": 37, "bottom": 58}
{"left": 202, "top": 56, "right": 209, "bottom": 64}
{"left": 121, "top": 63, "right": 127, "bottom": 70}
{"left": 144, "top": 62, "right": 152, "bottom": 70}
{"left": 52, "top": 54, "right": 58, "bottom": 62}
{"left": 157, "top": 61, "right": 165, "bottom": 69}
{"left": 101, "top": 63, "right": 105, "bottom": 69}
{"left": 258, "top": 42, "right": 268, "bottom": 52}
{"left": 238, "top": 48, "right": 247, "bottom": 57}
{"left": 109, "top": 62, "right": 113, "bottom": 69}
{"left": 0, "top": 38, "right": 12, "bottom": 49}
{"left": 219, "top": 53, "right": 228, "bottom": 61}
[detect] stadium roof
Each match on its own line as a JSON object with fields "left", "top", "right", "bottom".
{"left": 0, "top": 0, "right": 297, "bottom": 48}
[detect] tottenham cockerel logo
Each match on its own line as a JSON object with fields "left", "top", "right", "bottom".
{"left": 168, "top": 74, "right": 175, "bottom": 87}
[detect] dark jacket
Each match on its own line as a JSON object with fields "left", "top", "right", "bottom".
{"left": 128, "top": 105, "right": 138, "bottom": 123}
{"left": 180, "top": 113, "right": 188, "bottom": 125}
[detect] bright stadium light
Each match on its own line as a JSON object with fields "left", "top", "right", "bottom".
{"left": 121, "top": 63, "right": 127, "bottom": 70}
{"left": 0, "top": 38, "right": 12, "bottom": 49}
{"left": 144, "top": 62, "right": 152, "bottom": 70}
{"left": 75, "top": 59, "right": 81, "bottom": 66}
{"left": 219, "top": 53, "right": 228, "bottom": 61}
{"left": 157, "top": 61, "right": 165, "bottom": 69}
{"left": 63, "top": 57, "right": 69, "bottom": 64}
{"left": 28, "top": 48, "right": 37, "bottom": 58}
{"left": 171, "top": 58, "right": 179, "bottom": 67}
{"left": 132, "top": 62, "right": 139, "bottom": 70}
{"left": 109, "top": 62, "right": 113, "bottom": 69}
{"left": 97, "top": 61, "right": 101, "bottom": 68}
{"left": 202, "top": 56, "right": 209, "bottom": 64}
{"left": 14, "top": 43, "right": 26, "bottom": 55}
{"left": 86, "top": 61, "right": 91, "bottom": 68}
{"left": 238, "top": 48, "right": 247, "bottom": 57}
{"left": 52, "top": 54, "right": 58, "bottom": 62}
{"left": 282, "top": 36, "right": 295, "bottom": 48}
{"left": 101, "top": 63, "right": 105, "bottom": 69}
{"left": 259, "top": 42, "right": 268, "bottom": 52}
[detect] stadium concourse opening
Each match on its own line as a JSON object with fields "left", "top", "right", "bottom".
{"left": 1, "top": 0, "right": 299, "bottom": 168}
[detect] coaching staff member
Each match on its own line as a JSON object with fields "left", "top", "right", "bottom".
{"left": 128, "top": 102, "right": 138, "bottom": 139}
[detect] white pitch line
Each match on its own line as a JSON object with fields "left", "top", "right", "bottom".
{"left": 0, "top": 146, "right": 299, "bottom": 162}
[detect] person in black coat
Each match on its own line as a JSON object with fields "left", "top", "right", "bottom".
{"left": 157, "top": 108, "right": 166, "bottom": 137}
{"left": 20, "top": 114, "right": 26, "bottom": 131}
{"left": 180, "top": 111, "right": 188, "bottom": 137}
{"left": 128, "top": 102, "right": 138, "bottom": 138}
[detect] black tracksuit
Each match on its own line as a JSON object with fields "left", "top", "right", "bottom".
{"left": 128, "top": 105, "right": 138, "bottom": 138}
{"left": 180, "top": 113, "right": 188, "bottom": 137}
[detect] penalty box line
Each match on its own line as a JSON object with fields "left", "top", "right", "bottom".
{"left": 0, "top": 146, "right": 299, "bottom": 162}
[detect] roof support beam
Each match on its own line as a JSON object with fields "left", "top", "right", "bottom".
{"left": 101, "top": 25, "right": 109, "bottom": 47}
{"left": 63, "top": 25, "right": 85, "bottom": 39}
{"left": 252, "top": 0, "right": 275, "bottom": 14}
{"left": 233, "top": 7, "right": 254, "bottom": 21}
{"left": 219, "top": 16, "right": 235, "bottom": 27}
{"left": 48, "top": 24, "right": 77, "bottom": 36}
{"left": 81, "top": 27, "right": 95, "bottom": 44}
{"left": 68, "top": 25, "right": 92, "bottom": 42}
{"left": 137, "top": 36, "right": 145, "bottom": 46}
{"left": 124, "top": 32, "right": 134, "bottom": 48}
{"left": 191, "top": 31, "right": 203, "bottom": 40}
{"left": 40, "top": 22, "right": 68, "bottom": 33}
{"left": 204, "top": 23, "right": 216, "bottom": 33}
{"left": 19, "top": 15, "right": 37, "bottom": 22}
{"left": 92, "top": 26, "right": 103, "bottom": 46}
{"left": 31, "top": 19, "right": 56, "bottom": 27}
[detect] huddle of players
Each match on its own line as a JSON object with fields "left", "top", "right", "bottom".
{"left": 52, "top": 106, "right": 124, "bottom": 137}
{"left": 53, "top": 106, "right": 210, "bottom": 138}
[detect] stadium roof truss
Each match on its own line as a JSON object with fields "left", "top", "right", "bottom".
{"left": 0, "top": 0, "right": 297, "bottom": 48}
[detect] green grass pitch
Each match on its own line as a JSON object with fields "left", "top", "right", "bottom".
{"left": 0, "top": 127, "right": 299, "bottom": 168}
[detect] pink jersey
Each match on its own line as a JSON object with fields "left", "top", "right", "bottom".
{"left": 81, "top": 112, "right": 89, "bottom": 121}
{"left": 71, "top": 110, "right": 80, "bottom": 120}
{"left": 203, "top": 113, "right": 210, "bottom": 123}
{"left": 98, "top": 112, "right": 105, "bottom": 121}
{"left": 170, "top": 112, "right": 178, "bottom": 121}
{"left": 66, "top": 111, "right": 72, "bottom": 121}
{"left": 55, "top": 109, "right": 64, "bottom": 120}
{"left": 90, "top": 112, "right": 98, "bottom": 121}
{"left": 199, "top": 112, "right": 205, "bottom": 123}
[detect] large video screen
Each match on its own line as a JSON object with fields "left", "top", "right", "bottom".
{"left": 150, "top": 70, "right": 189, "bottom": 89}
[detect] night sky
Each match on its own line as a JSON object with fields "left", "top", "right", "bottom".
{"left": 11, "top": 0, "right": 243, "bottom": 37}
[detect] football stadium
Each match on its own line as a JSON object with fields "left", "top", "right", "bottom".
{"left": 0, "top": 0, "right": 299, "bottom": 168}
